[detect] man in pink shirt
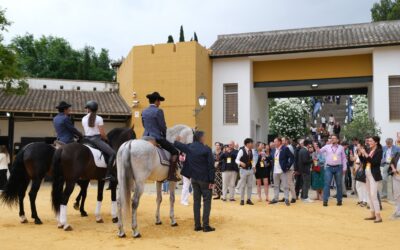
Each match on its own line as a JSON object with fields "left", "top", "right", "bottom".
{"left": 318, "top": 135, "right": 347, "bottom": 207}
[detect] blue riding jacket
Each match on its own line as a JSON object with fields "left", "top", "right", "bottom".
{"left": 53, "top": 113, "right": 83, "bottom": 144}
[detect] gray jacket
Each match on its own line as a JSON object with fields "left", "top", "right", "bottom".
{"left": 141, "top": 104, "right": 167, "bottom": 140}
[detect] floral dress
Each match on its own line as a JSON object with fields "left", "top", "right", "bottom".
{"left": 213, "top": 151, "right": 223, "bottom": 196}
{"left": 311, "top": 152, "right": 325, "bottom": 190}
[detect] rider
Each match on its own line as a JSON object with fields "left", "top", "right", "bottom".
{"left": 53, "top": 101, "right": 83, "bottom": 144}
{"left": 142, "top": 92, "right": 180, "bottom": 181}
{"left": 82, "top": 100, "right": 116, "bottom": 181}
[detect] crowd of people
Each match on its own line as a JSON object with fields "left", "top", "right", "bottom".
{"left": 175, "top": 134, "right": 400, "bottom": 225}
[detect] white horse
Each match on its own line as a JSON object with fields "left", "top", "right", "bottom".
{"left": 116, "top": 124, "right": 193, "bottom": 238}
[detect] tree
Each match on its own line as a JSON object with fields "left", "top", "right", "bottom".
{"left": 269, "top": 98, "right": 311, "bottom": 140}
{"left": 371, "top": 0, "right": 400, "bottom": 21}
{"left": 194, "top": 32, "right": 198, "bottom": 42}
{"left": 0, "top": 7, "right": 27, "bottom": 94}
{"left": 342, "top": 116, "right": 381, "bottom": 141}
{"left": 167, "top": 35, "right": 174, "bottom": 43}
{"left": 179, "top": 25, "right": 185, "bottom": 42}
{"left": 352, "top": 95, "right": 369, "bottom": 120}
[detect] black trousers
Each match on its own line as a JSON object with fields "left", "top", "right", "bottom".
{"left": 156, "top": 138, "right": 178, "bottom": 155}
{"left": 295, "top": 174, "right": 303, "bottom": 198}
{"left": 0, "top": 169, "right": 7, "bottom": 190}
{"left": 191, "top": 179, "right": 212, "bottom": 227}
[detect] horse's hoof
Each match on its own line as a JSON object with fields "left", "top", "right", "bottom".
{"left": 112, "top": 217, "right": 118, "bottom": 223}
{"left": 96, "top": 218, "right": 104, "bottom": 223}
{"left": 34, "top": 219, "right": 43, "bottom": 225}
{"left": 20, "top": 219, "right": 28, "bottom": 224}
{"left": 133, "top": 233, "right": 141, "bottom": 238}
{"left": 155, "top": 221, "right": 162, "bottom": 225}
{"left": 20, "top": 216, "right": 28, "bottom": 224}
{"left": 118, "top": 232, "right": 126, "bottom": 238}
{"left": 64, "top": 224, "right": 73, "bottom": 231}
{"left": 73, "top": 203, "right": 79, "bottom": 210}
{"left": 171, "top": 222, "right": 178, "bottom": 227}
{"left": 80, "top": 211, "right": 88, "bottom": 217}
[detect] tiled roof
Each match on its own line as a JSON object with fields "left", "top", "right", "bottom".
{"left": 210, "top": 20, "right": 400, "bottom": 57}
{"left": 0, "top": 89, "right": 131, "bottom": 116}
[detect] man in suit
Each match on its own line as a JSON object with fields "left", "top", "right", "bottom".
{"left": 297, "top": 139, "right": 314, "bottom": 203}
{"left": 381, "top": 138, "right": 400, "bottom": 199}
{"left": 269, "top": 137, "right": 295, "bottom": 206}
{"left": 142, "top": 92, "right": 179, "bottom": 181}
{"left": 174, "top": 131, "right": 215, "bottom": 232}
{"left": 235, "top": 138, "right": 256, "bottom": 206}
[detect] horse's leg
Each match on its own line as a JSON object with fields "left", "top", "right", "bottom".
{"left": 18, "top": 179, "right": 30, "bottom": 224}
{"left": 169, "top": 181, "right": 178, "bottom": 226}
{"left": 155, "top": 181, "right": 162, "bottom": 225}
{"left": 29, "top": 178, "right": 43, "bottom": 224}
{"left": 132, "top": 181, "right": 144, "bottom": 238}
{"left": 78, "top": 180, "right": 89, "bottom": 217}
{"left": 60, "top": 181, "right": 75, "bottom": 231}
{"left": 73, "top": 180, "right": 83, "bottom": 211}
{"left": 95, "top": 179, "right": 105, "bottom": 223}
{"left": 111, "top": 181, "right": 118, "bottom": 223}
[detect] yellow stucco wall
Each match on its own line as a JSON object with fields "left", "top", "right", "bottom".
{"left": 117, "top": 42, "right": 213, "bottom": 145}
{"left": 253, "top": 54, "right": 373, "bottom": 82}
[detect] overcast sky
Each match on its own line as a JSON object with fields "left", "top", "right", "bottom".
{"left": 0, "top": 0, "right": 377, "bottom": 59}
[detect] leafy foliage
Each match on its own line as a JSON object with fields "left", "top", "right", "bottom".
{"left": 371, "top": 0, "right": 400, "bottom": 21}
{"left": 342, "top": 116, "right": 381, "bottom": 141}
{"left": 167, "top": 35, "right": 174, "bottom": 43}
{"left": 0, "top": 7, "right": 27, "bottom": 95}
{"left": 179, "top": 25, "right": 185, "bottom": 42}
{"left": 10, "top": 34, "right": 115, "bottom": 81}
{"left": 352, "top": 95, "right": 368, "bottom": 119}
{"left": 269, "top": 98, "right": 311, "bottom": 139}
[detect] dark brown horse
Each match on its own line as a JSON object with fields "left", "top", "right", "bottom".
{"left": 1, "top": 142, "right": 55, "bottom": 224}
{"left": 51, "top": 127, "right": 135, "bottom": 230}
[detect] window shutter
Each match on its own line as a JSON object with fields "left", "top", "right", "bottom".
{"left": 389, "top": 76, "right": 400, "bottom": 120}
{"left": 224, "top": 84, "right": 238, "bottom": 124}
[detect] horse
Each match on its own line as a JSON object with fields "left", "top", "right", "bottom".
{"left": 116, "top": 124, "right": 193, "bottom": 238}
{"left": 72, "top": 127, "right": 136, "bottom": 219}
{"left": 0, "top": 142, "right": 55, "bottom": 224}
{"left": 51, "top": 127, "right": 135, "bottom": 231}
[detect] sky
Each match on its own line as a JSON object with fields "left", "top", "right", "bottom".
{"left": 0, "top": 0, "right": 377, "bottom": 59}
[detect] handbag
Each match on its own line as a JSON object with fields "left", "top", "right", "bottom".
{"left": 312, "top": 166, "right": 321, "bottom": 173}
{"left": 355, "top": 167, "right": 366, "bottom": 182}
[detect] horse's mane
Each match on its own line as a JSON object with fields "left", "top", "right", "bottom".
{"left": 107, "top": 127, "right": 136, "bottom": 150}
{"left": 166, "top": 124, "right": 193, "bottom": 144}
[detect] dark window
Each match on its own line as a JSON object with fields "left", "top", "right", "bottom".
{"left": 60, "top": 85, "right": 64, "bottom": 90}
{"left": 389, "top": 76, "right": 400, "bottom": 120}
{"left": 223, "top": 84, "right": 238, "bottom": 124}
{"left": 93, "top": 87, "right": 97, "bottom": 91}
{"left": 43, "top": 85, "right": 47, "bottom": 89}
{"left": 77, "top": 86, "right": 80, "bottom": 91}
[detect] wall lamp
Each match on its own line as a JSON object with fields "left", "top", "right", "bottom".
{"left": 194, "top": 93, "right": 207, "bottom": 116}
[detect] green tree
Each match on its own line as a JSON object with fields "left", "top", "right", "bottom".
{"left": 342, "top": 116, "right": 381, "bottom": 141}
{"left": 371, "top": 0, "right": 400, "bottom": 21}
{"left": 0, "top": 7, "right": 27, "bottom": 94}
{"left": 167, "top": 35, "right": 174, "bottom": 43}
{"left": 179, "top": 25, "right": 185, "bottom": 42}
{"left": 352, "top": 95, "right": 369, "bottom": 119}
{"left": 194, "top": 32, "right": 198, "bottom": 42}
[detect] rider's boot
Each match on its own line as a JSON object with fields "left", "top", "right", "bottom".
{"left": 103, "top": 154, "right": 116, "bottom": 182}
{"left": 167, "top": 154, "right": 180, "bottom": 182}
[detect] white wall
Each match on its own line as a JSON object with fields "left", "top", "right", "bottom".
{"left": 212, "top": 58, "right": 252, "bottom": 145}
{"left": 372, "top": 46, "right": 400, "bottom": 141}
{"left": 250, "top": 86, "right": 268, "bottom": 142}
{"left": 27, "top": 78, "right": 118, "bottom": 92}
{"left": 0, "top": 120, "right": 8, "bottom": 137}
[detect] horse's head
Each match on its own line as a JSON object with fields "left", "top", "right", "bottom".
{"left": 167, "top": 124, "right": 193, "bottom": 144}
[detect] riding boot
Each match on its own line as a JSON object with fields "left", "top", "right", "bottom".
{"left": 103, "top": 155, "right": 116, "bottom": 182}
{"left": 167, "top": 155, "right": 180, "bottom": 182}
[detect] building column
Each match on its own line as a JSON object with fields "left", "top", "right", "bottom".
{"left": 8, "top": 113, "right": 14, "bottom": 163}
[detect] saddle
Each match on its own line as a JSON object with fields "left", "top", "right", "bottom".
{"left": 142, "top": 136, "right": 170, "bottom": 167}
{"left": 81, "top": 139, "right": 108, "bottom": 168}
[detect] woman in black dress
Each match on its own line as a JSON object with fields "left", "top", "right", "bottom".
{"left": 255, "top": 143, "right": 272, "bottom": 202}
{"left": 213, "top": 142, "right": 224, "bottom": 200}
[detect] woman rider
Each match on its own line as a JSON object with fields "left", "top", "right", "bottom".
{"left": 82, "top": 100, "right": 116, "bottom": 181}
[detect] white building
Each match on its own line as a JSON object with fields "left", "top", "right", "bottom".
{"left": 210, "top": 20, "right": 400, "bottom": 144}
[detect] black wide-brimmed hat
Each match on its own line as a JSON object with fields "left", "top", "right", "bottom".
{"left": 146, "top": 92, "right": 165, "bottom": 101}
{"left": 56, "top": 101, "right": 72, "bottom": 109}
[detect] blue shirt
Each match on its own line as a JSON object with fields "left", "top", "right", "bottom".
{"left": 53, "top": 113, "right": 82, "bottom": 143}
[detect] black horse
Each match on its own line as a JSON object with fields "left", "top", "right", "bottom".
{"left": 51, "top": 127, "right": 135, "bottom": 230}
{"left": 1, "top": 142, "right": 55, "bottom": 224}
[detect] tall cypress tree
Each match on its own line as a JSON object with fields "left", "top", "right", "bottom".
{"left": 179, "top": 25, "right": 185, "bottom": 42}
{"left": 194, "top": 32, "right": 198, "bottom": 42}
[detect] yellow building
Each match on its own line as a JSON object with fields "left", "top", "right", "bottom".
{"left": 117, "top": 41, "right": 212, "bottom": 145}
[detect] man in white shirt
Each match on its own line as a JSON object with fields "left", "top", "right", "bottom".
{"left": 235, "top": 138, "right": 256, "bottom": 206}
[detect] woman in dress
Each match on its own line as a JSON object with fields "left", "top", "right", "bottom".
{"left": 213, "top": 142, "right": 223, "bottom": 200}
{"left": 0, "top": 145, "right": 10, "bottom": 191}
{"left": 359, "top": 136, "right": 383, "bottom": 223}
{"left": 311, "top": 142, "right": 325, "bottom": 200}
{"left": 255, "top": 143, "right": 272, "bottom": 202}
{"left": 352, "top": 142, "right": 368, "bottom": 207}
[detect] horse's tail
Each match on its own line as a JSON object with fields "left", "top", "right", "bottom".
{"left": 117, "top": 141, "right": 134, "bottom": 222}
{"left": 0, "top": 148, "right": 28, "bottom": 207}
{"left": 51, "top": 148, "right": 64, "bottom": 213}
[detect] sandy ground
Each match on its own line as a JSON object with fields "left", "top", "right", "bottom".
{"left": 0, "top": 183, "right": 399, "bottom": 250}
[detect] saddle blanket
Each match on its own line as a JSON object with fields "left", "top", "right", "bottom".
{"left": 156, "top": 147, "right": 170, "bottom": 167}
{"left": 84, "top": 144, "right": 107, "bottom": 168}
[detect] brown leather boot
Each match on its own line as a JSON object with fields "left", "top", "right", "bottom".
{"left": 168, "top": 154, "right": 180, "bottom": 182}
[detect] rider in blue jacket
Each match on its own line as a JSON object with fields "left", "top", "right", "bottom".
{"left": 53, "top": 101, "right": 83, "bottom": 144}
